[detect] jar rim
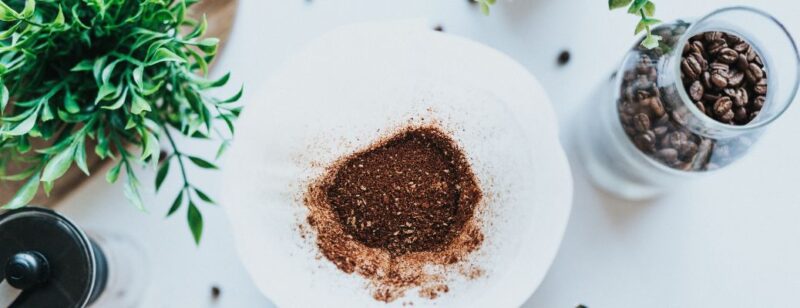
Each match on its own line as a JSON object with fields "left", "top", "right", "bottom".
{"left": 672, "top": 6, "right": 800, "bottom": 133}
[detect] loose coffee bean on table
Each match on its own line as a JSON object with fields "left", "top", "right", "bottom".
{"left": 617, "top": 24, "right": 767, "bottom": 171}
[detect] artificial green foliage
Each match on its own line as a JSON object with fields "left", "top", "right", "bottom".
{"left": 609, "top": 0, "right": 662, "bottom": 49}
{"left": 0, "top": 0, "right": 241, "bottom": 244}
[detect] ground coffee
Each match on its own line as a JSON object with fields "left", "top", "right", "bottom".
{"left": 303, "top": 125, "right": 485, "bottom": 302}
{"left": 325, "top": 127, "right": 481, "bottom": 255}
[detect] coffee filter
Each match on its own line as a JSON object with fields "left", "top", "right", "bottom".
{"left": 222, "top": 22, "right": 573, "bottom": 307}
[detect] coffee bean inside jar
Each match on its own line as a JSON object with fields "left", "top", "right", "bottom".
{"left": 617, "top": 22, "right": 768, "bottom": 172}
{"left": 580, "top": 7, "right": 799, "bottom": 199}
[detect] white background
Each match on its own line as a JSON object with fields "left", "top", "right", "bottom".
{"left": 56, "top": 0, "right": 800, "bottom": 307}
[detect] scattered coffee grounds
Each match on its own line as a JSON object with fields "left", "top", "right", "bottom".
{"left": 617, "top": 25, "right": 768, "bottom": 171}
{"left": 303, "top": 125, "right": 485, "bottom": 303}
{"left": 680, "top": 31, "right": 767, "bottom": 125}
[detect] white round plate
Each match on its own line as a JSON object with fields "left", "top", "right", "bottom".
{"left": 222, "top": 22, "right": 573, "bottom": 307}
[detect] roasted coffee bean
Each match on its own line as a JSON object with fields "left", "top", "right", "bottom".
{"left": 701, "top": 71, "right": 712, "bottom": 89}
{"left": 724, "top": 88, "right": 748, "bottom": 107}
{"left": 707, "top": 39, "right": 727, "bottom": 55}
{"left": 653, "top": 126, "right": 669, "bottom": 137}
{"left": 704, "top": 31, "right": 724, "bottom": 41}
{"left": 726, "top": 34, "right": 743, "bottom": 45}
{"left": 754, "top": 78, "right": 768, "bottom": 95}
{"left": 753, "top": 96, "right": 766, "bottom": 110}
{"left": 750, "top": 110, "right": 760, "bottom": 121}
{"left": 689, "top": 40, "right": 705, "bottom": 54}
{"left": 694, "top": 101, "right": 706, "bottom": 114}
{"left": 754, "top": 55, "right": 764, "bottom": 66}
{"left": 634, "top": 132, "right": 656, "bottom": 151}
{"left": 657, "top": 148, "right": 679, "bottom": 163}
{"left": 710, "top": 73, "right": 728, "bottom": 88}
{"left": 727, "top": 71, "right": 745, "bottom": 87}
{"left": 709, "top": 62, "right": 729, "bottom": 74}
{"left": 734, "top": 107, "right": 748, "bottom": 122}
{"left": 746, "top": 46, "right": 757, "bottom": 61}
{"left": 745, "top": 63, "right": 764, "bottom": 83}
{"left": 681, "top": 142, "right": 698, "bottom": 158}
{"left": 713, "top": 97, "right": 733, "bottom": 117}
{"left": 681, "top": 57, "right": 702, "bottom": 80}
{"left": 649, "top": 97, "right": 666, "bottom": 117}
{"left": 689, "top": 80, "right": 704, "bottom": 101}
{"left": 736, "top": 54, "right": 749, "bottom": 70}
{"left": 666, "top": 131, "right": 688, "bottom": 149}
{"left": 656, "top": 114, "right": 670, "bottom": 126}
{"left": 633, "top": 113, "right": 651, "bottom": 132}
{"left": 702, "top": 93, "right": 720, "bottom": 102}
{"left": 718, "top": 48, "right": 738, "bottom": 63}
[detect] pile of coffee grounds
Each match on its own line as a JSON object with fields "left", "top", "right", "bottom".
{"left": 303, "top": 125, "right": 485, "bottom": 303}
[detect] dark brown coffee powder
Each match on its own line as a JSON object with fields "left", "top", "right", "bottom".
{"left": 325, "top": 127, "right": 481, "bottom": 255}
{"left": 303, "top": 125, "right": 485, "bottom": 303}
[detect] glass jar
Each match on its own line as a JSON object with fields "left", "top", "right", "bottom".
{"left": 578, "top": 6, "right": 800, "bottom": 199}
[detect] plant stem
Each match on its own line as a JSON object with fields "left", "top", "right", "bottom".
{"left": 164, "top": 128, "right": 190, "bottom": 189}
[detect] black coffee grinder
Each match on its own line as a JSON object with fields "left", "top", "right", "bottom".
{"left": 0, "top": 207, "right": 138, "bottom": 307}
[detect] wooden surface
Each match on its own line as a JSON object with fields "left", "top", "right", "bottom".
{"left": 0, "top": 0, "right": 239, "bottom": 208}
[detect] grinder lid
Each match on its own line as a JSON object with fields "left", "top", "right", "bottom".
{"left": 0, "top": 208, "right": 100, "bottom": 308}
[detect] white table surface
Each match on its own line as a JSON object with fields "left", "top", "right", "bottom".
{"left": 57, "top": 0, "right": 800, "bottom": 307}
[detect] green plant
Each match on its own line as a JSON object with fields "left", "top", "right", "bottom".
{"left": 609, "top": 0, "right": 662, "bottom": 49}
{"left": 475, "top": 0, "right": 496, "bottom": 15}
{"left": 0, "top": 0, "right": 241, "bottom": 244}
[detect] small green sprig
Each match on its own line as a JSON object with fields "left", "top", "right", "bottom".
{"left": 0, "top": 0, "right": 241, "bottom": 244}
{"left": 609, "top": 0, "right": 662, "bottom": 49}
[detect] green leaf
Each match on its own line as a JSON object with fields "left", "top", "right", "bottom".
{"left": 187, "top": 201, "right": 203, "bottom": 244}
{"left": 102, "top": 87, "right": 128, "bottom": 110}
{"left": 0, "top": 1, "right": 19, "bottom": 21}
{"left": 627, "top": 0, "right": 648, "bottom": 14}
{"left": 643, "top": 1, "right": 656, "bottom": 17}
{"left": 0, "top": 84, "right": 8, "bottom": 115}
{"left": 43, "top": 181, "right": 53, "bottom": 196}
{"left": 219, "top": 86, "right": 243, "bottom": 104}
{"left": 41, "top": 144, "right": 76, "bottom": 182}
{"left": 141, "top": 130, "right": 160, "bottom": 161}
{"left": 75, "top": 138, "right": 90, "bottom": 175}
{"left": 94, "top": 84, "right": 116, "bottom": 104}
{"left": 132, "top": 66, "right": 144, "bottom": 89}
{"left": 3, "top": 106, "right": 40, "bottom": 136}
{"left": 155, "top": 159, "right": 170, "bottom": 191}
{"left": 41, "top": 100, "right": 54, "bottom": 122}
{"left": 106, "top": 162, "right": 122, "bottom": 183}
{"left": 188, "top": 156, "right": 217, "bottom": 169}
{"left": 642, "top": 33, "right": 663, "bottom": 49}
{"left": 609, "top": 0, "right": 634, "bottom": 9}
{"left": 196, "top": 38, "right": 219, "bottom": 54}
{"left": 194, "top": 188, "right": 215, "bottom": 204}
{"left": 167, "top": 190, "right": 184, "bottom": 217}
{"left": 52, "top": 5, "right": 65, "bottom": 26}
{"left": 185, "top": 14, "right": 207, "bottom": 40}
{"left": 64, "top": 90, "right": 80, "bottom": 113}
{"left": 149, "top": 48, "right": 186, "bottom": 65}
{"left": 216, "top": 140, "right": 229, "bottom": 159}
{"left": 20, "top": 0, "right": 35, "bottom": 19}
{"left": 2, "top": 173, "right": 39, "bottom": 210}
{"left": 635, "top": 18, "right": 661, "bottom": 34}
{"left": 71, "top": 60, "right": 94, "bottom": 72}
{"left": 480, "top": 2, "right": 490, "bottom": 15}
{"left": 123, "top": 166, "right": 145, "bottom": 211}
{"left": 130, "top": 92, "right": 151, "bottom": 114}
